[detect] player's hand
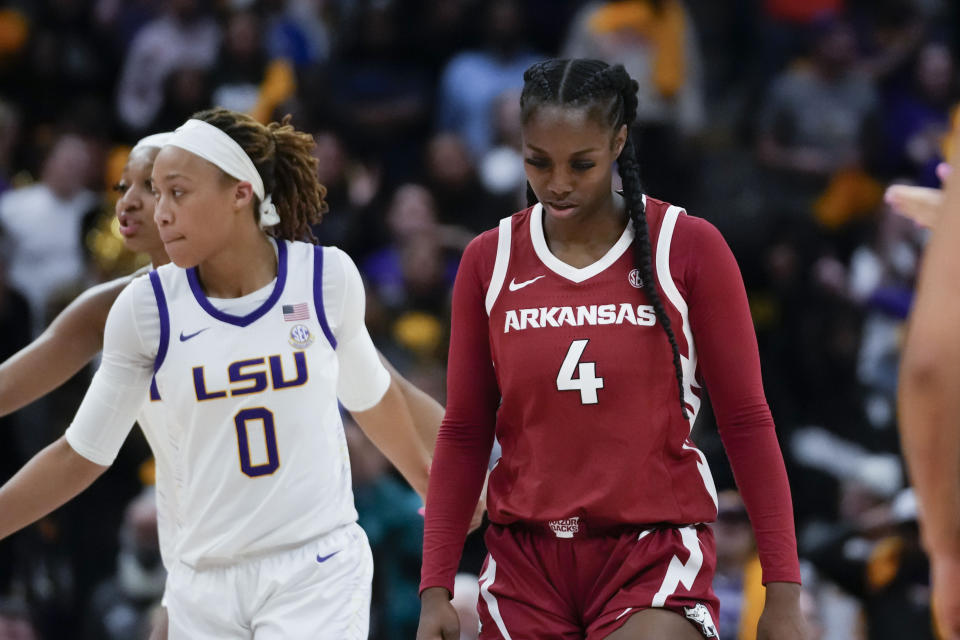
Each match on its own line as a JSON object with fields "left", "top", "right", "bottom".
{"left": 931, "top": 552, "right": 960, "bottom": 639}
{"left": 885, "top": 184, "right": 944, "bottom": 229}
{"left": 417, "top": 587, "right": 460, "bottom": 640}
{"left": 756, "top": 582, "right": 806, "bottom": 640}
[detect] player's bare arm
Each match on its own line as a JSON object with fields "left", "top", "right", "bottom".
{"left": 378, "top": 355, "right": 487, "bottom": 531}
{"left": 0, "top": 436, "right": 107, "bottom": 541}
{"left": 899, "top": 130, "right": 960, "bottom": 639}
{"left": 378, "top": 353, "right": 443, "bottom": 455}
{"left": 0, "top": 273, "right": 140, "bottom": 417}
{"left": 351, "top": 377, "right": 432, "bottom": 499}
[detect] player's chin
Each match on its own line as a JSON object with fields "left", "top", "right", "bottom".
{"left": 164, "top": 241, "right": 200, "bottom": 268}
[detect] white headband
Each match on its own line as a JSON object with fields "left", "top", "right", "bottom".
{"left": 131, "top": 132, "right": 172, "bottom": 153}
{"left": 165, "top": 119, "right": 279, "bottom": 228}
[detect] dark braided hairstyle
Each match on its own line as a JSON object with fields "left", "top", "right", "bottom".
{"left": 520, "top": 59, "right": 688, "bottom": 418}
{"left": 191, "top": 107, "right": 327, "bottom": 244}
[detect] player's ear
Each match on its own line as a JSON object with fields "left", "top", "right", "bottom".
{"left": 613, "top": 124, "right": 628, "bottom": 157}
{"left": 233, "top": 181, "right": 255, "bottom": 212}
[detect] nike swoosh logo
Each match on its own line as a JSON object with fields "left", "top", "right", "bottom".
{"left": 508, "top": 275, "right": 546, "bottom": 291}
{"left": 316, "top": 551, "right": 339, "bottom": 563}
{"left": 179, "top": 328, "right": 210, "bottom": 342}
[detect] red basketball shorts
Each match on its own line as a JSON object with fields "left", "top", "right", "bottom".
{"left": 475, "top": 522, "right": 720, "bottom": 639}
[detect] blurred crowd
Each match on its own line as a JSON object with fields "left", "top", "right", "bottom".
{"left": 0, "top": 0, "right": 957, "bottom": 638}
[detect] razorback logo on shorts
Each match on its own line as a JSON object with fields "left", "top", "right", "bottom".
{"left": 684, "top": 603, "right": 718, "bottom": 638}
{"left": 548, "top": 517, "right": 580, "bottom": 539}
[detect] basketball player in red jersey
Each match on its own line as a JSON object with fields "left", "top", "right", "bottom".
{"left": 417, "top": 59, "right": 804, "bottom": 640}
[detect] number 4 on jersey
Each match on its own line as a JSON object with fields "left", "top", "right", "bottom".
{"left": 556, "top": 339, "right": 604, "bottom": 404}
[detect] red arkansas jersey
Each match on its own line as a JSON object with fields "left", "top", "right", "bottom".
{"left": 484, "top": 198, "right": 715, "bottom": 527}
{"left": 421, "top": 196, "right": 801, "bottom": 594}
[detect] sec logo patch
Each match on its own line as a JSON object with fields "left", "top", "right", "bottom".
{"left": 288, "top": 324, "right": 315, "bottom": 349}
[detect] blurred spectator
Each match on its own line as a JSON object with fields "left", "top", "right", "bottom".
{"left": 261, "top": 0, "right": 333, "bottom": 67}
{"left": 407, "top": 0, "right": 473, "bottom": 75}
{"left": 451, "top": 573, "right": 480, "bottom": 640}
{"left": 6, "top": 0, "right": 116, "bottom": 130}
{"left": 345, "top": 418, "right": 423, "bottom": 640}
{"left": 84, "top": 489, "right": 165, "bottom": 640}
{"left": 755, "top": 18, "right": 880, "bottom": 218}
{"left": 361, "top": 184, "right": 460, "bottom": 320}
{"left": 148, "top": 65, "right": 212, "bottom": 136}
{"left": 311, "top": 130, "right": 361, "bottom": 249}
{"left": 804, "top": 488, "right": 935, "bottom": 640}
{"left": 564, "top": 0, "right": 706, "bottom": 203}
{"left": 478, "top": 89, "right": 525, "bottom": 210}
{"left": 712, "top": 491, "right": 763, "bottom": 640}
{"left": 424, "top": 132, "right": 515, "bottom": 233}
{"left": 436, "top": 0, "right": 542, "bottom": 160}
{"left": 755, "top": 0, "right": 846, "bottom": 82}
{"left": 313, "top": 0, "right": 432, "bottom": 183}
{"left": 0, "top": 598, "right": 37, "bottom": 640}
{"left": 0, "top": 134, "right": 99, "bottom": 335}
{"left": 211, "top": 10, "right": 271, "bottom": 115}
{"left": 115, "top": 0, "right": 220, "bottom": 134}
{"left": 209, "top": 9, "right": 297, "bottom": 124}
{"left": 846, "top": 202, "right": 924, "bottom": 429}
{"left": 881, "top": 41, "right": 957, "bottom": 186}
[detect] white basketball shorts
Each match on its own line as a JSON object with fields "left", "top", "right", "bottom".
{"left": 165, "top": 523, "right": 373, "bottom": 639}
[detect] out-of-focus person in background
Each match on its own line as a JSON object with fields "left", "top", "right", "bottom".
{"left": 436, "top": 0, "right": 542, "bottom": 161}
{"left": 755, "top": 17, "right": 880, "bottom": 224}
{"left": 346, "top": 417, "right": 425, "bottom": 640}
{"left": 0, "top": 133, "right": 99, "bottom": 335}
{"left": 115, "top": 0, "right": 220, "bottom": 135}
{"left": 563, "top": 0, "right": 706, "bottom": 204}
{"left": 712, "top": 491, "right": 764, "bottom": 640}
{"left": 84, "top": 488, "right": 165, "bottom": 640}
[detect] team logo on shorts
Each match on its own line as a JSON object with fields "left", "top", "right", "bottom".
{"left": 683, "top": 603, "right": 718, "bottom": 638}
{"left": 628, "top": 269, "right": 644, "bottom": 288}
{"left": 288, "top": 324, "right": 315, "bottom": 349}
{"left": 548, "top": 516, "right": 580, "bottom": 539}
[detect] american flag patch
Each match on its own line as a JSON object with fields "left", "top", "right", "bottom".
{"left": 282, "top": 303, "right": 310, "bottom": 321}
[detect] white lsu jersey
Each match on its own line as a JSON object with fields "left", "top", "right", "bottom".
{"left": 137, "top": 389, "right": 179, "bottom": 571}
{"left": 148, "top": 240, "right": 357, "bottom": 568}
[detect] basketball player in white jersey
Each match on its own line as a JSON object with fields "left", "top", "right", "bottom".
{"left": 0, "top": 131, "right": 455, "bottom": 639}
{"left": 0, "top": 108, "right": 432, "bottom": 639}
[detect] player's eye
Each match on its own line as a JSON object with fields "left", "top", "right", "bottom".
{"left": 113, "top": 181, "right": 127, "bottom": 194}
{"left": 525, "top": 157, "right": 549, "bottom": 169}
{"left": 571, "top": 162, "right": 595, "bottom": 171}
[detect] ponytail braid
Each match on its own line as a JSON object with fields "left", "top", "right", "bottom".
{"left": 618, "top": 136, "right": 688, "bottom": 418}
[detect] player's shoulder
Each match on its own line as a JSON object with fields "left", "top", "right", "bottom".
{"left": 462, "top": 206, "right": 534, "bottom": 268}
{"left": 643, "top": 196, "right": 722, "bottom": 243}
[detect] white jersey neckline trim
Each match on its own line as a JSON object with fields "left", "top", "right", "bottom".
{"left": 529, "top": 201, "right": 637, "bottom": 283}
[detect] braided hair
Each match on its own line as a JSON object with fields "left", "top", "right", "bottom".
{"left": 191, "top": 107, "right": 327, "bottom": 244}
{"left": 520, "top": 59, "right": 688, "bottom": 418}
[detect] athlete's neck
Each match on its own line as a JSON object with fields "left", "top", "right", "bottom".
{"left": 195, "top": 231, "right": 278, "bottom": 298}
{"left": 148, "top": 250, "right": 171, "bottom": 268}
{"left": 542, "top": 192, "right": 627, "bottom": 269}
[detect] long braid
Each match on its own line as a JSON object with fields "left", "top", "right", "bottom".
{"left": 520, "top": 60, "right": 689, "bottom": 418}
{"left": 618, "top": 135, "right": 688, "bottom": 418}
{"left": 607, "top": 66, "right": 688, "bottom": 419}
{"left": 192, "top": 108, "right": 327, "bottom": 244}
